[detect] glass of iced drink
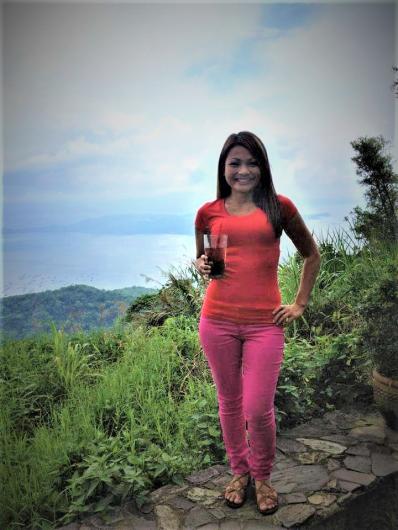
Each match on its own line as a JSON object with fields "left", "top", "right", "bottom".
{"left": 204, "top": 233, "right": 228, "bottom": 279}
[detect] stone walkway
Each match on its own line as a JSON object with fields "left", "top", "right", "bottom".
{"left": 58, "top": 406, "right": 398, "bottom": 529}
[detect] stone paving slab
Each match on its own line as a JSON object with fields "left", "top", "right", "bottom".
{"left": 56, "top": 406, "right": 398, "bottom": 529}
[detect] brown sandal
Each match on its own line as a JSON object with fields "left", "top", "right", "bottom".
{"left": 224, "top": 472, "right": 250, "bottom": 508}
{"left": 254, "top": 480, "right": 279, "bottom": 515}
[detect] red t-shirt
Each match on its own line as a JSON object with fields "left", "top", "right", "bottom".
{"left": 194, "top": 194, "right": 298, "bottom": 324}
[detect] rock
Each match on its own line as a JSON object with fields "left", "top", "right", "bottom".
{"left": 155, "top": 505, "right": 182, "bottom": 530}
{"left": 294, "top": 451, "right": 328, "bottom": 464}
{"left": 241, "top": 522, "right": 284, "bottom": 530}
{"left": 316, "top": 501, "right": 340, "bottom": 518}
{"left": 276, "top": 437, "right": 307, "bottom": 453}
{"left": 327, "top": 459, "right": 341, "bottom": 472}
{"left": 241, "top": 521, "right": 284, "bottom": 530}
{"left": 307, "top": 492, "right": 337, "bottom": 506}
{"left": 353, "top": 413, "right": 384, "bottom": 428}
{"left": 324, "top": 478, "right": 338, "bottom": 491}
{"left": 219, "top": 520, "right": 241, "bottom": 529}
{"left": 150, "top": 484, "right": 188, "bottom": 504}
{"left": 272, "top": 464, "right": 329, "bottom": 493}
{"left": 345, "top": 443, "right": 370, "bottom": 456}
{"left": 185, "top": 487, "right": 220, "bottom": 506}
{"left": 208, "top": 507, "right": 226, "bottom": 520}
{"left": 186, "top": 466, "right": 220, "bottom": 484}
{"left": 112, "top": 515, "right": 157, "bottom": 529}
{"left": 183, "top": 504, "right": 217, "bottom": 529}
{"left": 168, "top": 496, "right": 195, "bottom": 511}
{"left": 210, "top": 474, "right": 233, "bottom": 487}
{"left": 323, "top": 410, "right": 362, "bottom": 430}
{"left": 368, "top": 443, "right": 391, "bottom": 455}
{"left": 343, "top": 455, "right": 372, "bottom": 473}
{"left": 274, "top": 457, "right": 300, "bottom": 471}
{"left": 282, "top": 419, "right": 335, "bottom": 438}
{"left": 337, "top": 480, "right": 362, "bottom": 492}
{"left": 282, "top": 492, "right": 307, "bottom": 504}
{"left": 349, "top": 425, "right": 386, "bottom": 444}
{"left": 371, "top": 452, "right": 398, "bottom": 476}
{"left": 320, "top": 434, "right": 356, "bottom": 445}
{"left": 331, "top": 468, "right": 376, "bottom": 486}
{"left": 276, "top": 503, "right": 316, "bottom": 528}
{"left": 295, "top": 438, "right": 347, "bottom": 454}
{"left": 273, "top": 481, "right": 297, "bottom": 494}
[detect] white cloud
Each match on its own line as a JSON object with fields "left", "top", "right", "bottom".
{"left": 3, "top": 2, "right": 394, "bottom": 220}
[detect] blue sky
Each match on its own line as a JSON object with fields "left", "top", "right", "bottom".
{"left": 1, "top": 1, "right": 397, "bottom": 295}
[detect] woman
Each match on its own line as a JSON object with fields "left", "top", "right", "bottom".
{"left": 194, "top": 131, "right": 321, "bottom": 515}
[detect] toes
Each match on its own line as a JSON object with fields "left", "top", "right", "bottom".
{"left": 260, "top": 498, "right": 276, "bottom": 511}
{"left": 226, "top": 491, "right": 242, "bottom": 503}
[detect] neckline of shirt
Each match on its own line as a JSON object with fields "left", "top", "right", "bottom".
{"left": 222, "top": 198, "right": 259, "bottom": 218}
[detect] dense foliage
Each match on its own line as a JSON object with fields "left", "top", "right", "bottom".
{"left": 357, "top": 258, "right": 398, "bottom": 379}
{"left": 0, "top": 284, "right": 157, "bottom": 341}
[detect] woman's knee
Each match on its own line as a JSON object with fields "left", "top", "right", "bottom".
{"left": 245, "top": 405, "right": 275, "bottom": 425}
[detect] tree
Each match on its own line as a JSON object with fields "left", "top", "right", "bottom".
{"left": 392, "top": 66, "right": 398, "bottom": 97}
{"left": 345, "top": 135, "right": 398, "bottom": 245}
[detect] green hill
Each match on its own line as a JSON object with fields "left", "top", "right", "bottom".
{"left": 0, "top": 284, "right": 158, "bottom": 341}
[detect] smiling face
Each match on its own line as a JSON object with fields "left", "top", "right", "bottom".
{"left": 224, "top": 145, "right": 261, "bottom": 196}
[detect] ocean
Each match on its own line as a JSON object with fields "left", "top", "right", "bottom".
{"left": 2, "top": 231, "right": 297, "bottom": 297}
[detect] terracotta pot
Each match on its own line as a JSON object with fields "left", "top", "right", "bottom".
{"left": 372, "top": 368, "right": 398, "bottom": 431}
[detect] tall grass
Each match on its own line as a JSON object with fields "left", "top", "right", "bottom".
{"left": 0, "top": 317, "right": 224, "bottom": 528}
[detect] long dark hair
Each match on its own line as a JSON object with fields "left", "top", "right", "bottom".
{"left": 216, "top": 131, "right": 283, "bottom": 238}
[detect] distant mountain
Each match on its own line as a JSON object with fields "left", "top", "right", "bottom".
{"left": 3, "top": 213, "right": 193, "bottom": 235}
{"left": 0, "top": 284, "right": 158, "bottom": 341}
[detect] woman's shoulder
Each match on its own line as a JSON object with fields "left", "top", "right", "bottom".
{"left": 276, "top": 194, "right": 299, "bottom": 221}
{"left": 198, "top": 197, "right": 222, "bottom": 208}
{"left": 196, "top": 198, "right": 223, "bottom": 214}
{"left": 195, "top": 198, "right": 223, "bottom": 231}
{"left": 277, "top": 193, "right": 294, "bottom": 204}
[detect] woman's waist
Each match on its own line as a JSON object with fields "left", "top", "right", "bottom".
{"left": 201, "top": 304, "right": 279, "bottom": 324}
{"left": 203, "top": 286, "right": 281, "bottom": 309}
{"left": 205, "top": 277, "right": 280, "bottom": 300}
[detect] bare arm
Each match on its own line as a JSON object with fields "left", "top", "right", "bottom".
{"left": 284, "top": 211, "right": 321, "bottom": 307}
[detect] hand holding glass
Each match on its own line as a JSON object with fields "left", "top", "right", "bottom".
{"left": 204, "top": 234, "right": 228, "bottom": 279}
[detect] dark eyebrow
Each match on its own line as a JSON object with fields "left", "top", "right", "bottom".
{"left": 230, "top": 157, "right": 257, "bottom": 162}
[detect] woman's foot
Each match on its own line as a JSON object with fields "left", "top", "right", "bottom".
{"left": 224, "top": 471, "right": 250, "bottom": 508}
{"left": 254, "top": 478, "right": 279, "bottom": 515}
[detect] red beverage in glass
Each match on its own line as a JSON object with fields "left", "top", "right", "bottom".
{"left": 205, "top": 247, "right": 226, "bottom": 278}
{"left": 204, "top": 233, "right": 228, "bottom": 279}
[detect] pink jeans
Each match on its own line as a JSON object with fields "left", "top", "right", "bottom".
{"left": 198, "top": 315, "right": 285, "bottom": 480}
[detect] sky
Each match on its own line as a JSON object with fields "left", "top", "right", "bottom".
{"left": 1, "top": 1, "right": 397, "bottom": 296}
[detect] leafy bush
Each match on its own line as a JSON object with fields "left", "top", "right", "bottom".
{"left": 125, "top": 263, "right": 205, "bottom": 328}
{"left": 357, "top": 259, "right": 398, "bottom": 379}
